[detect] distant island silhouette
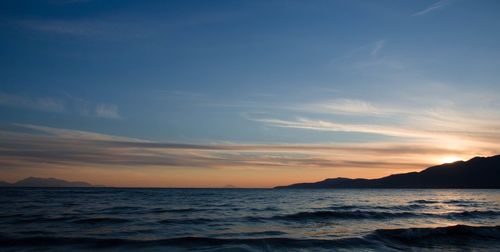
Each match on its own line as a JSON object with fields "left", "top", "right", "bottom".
{"left": 0, "top": 177, "right": 95, "bottom": 187}
{"left": 276, "top": 155, "right": 500, "bottom": 189}
{"left": 2, "top": 155, "right": 499, "bottom": 188}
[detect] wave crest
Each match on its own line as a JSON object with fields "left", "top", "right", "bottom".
{"left": 275, "top": 210, "right": 417, "bottom": 221}
{"left": 370, "top": 224, "right": 500, "bottom": 245}
{"left": 0, "top": 225, "right": 498, "bottom": 250}
{"left": 272, "top": 210, "right": 500, "bottom": 222}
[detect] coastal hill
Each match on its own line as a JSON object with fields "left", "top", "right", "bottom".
{"left": 275, "top": 155, "right": 500, "bottom": 189}
{"left": 0, "top": 177, "right": 94, "bottom": 187}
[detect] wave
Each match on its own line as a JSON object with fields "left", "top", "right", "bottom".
{"left": 10, "top": 216, "right": 73, "bottom": 224}
{"left": 18, "top": 230, "right": 56, "bottom": 236}
{"left": 158, "top": 218, "right": 213, "bottom": 225}
{"left": 6, "top": 209, "right": 498, "bottom": 228}
{"left": 385, "top": 204, "right": 427, "bottom": 210}
{"left": 99, "top": 206, "right": 205, "bottom": 215}
{"left": 443, "top": 199, "right": 477, "bottom": 204}
{"left": 445, "top": 210, "right": 500, "bottom": 219}
{"left": 161, "top": 208, "right": 203, "bottom": 213}
{"left": 0, "top": 225, "right": 497, "bottom": 250}
{"left": 409, "top": 199, "right": 439, "bottom": 204}
{"left": 325, "top": 204, "right": 426, "bottom": 211}
{"left": 270, "top": 209, "right": 500, "bottom": 222}
{"left": 249, "top": 206, "right": 280, "bottom": 212}
{"left": 409, "top": 199, "right": 480, "bottom": 205}
{"left": 275, "top": 210, "right": 418, "bottom": 221}
{"left": 243, "top": 231, "right": 288, "bottom": 236}
{"left": 0, "top": 234, "right": 370, "bottom": 250}
{"left": 148, "top": 208, "right": 169, "bottom": 213}
{"left": 370, "top": 224, "right": 500, "bottom": 246}
{"left": 101, "top": 206, "right": 143, "bottom": 212}
{"left": 0, "top": 213, "right": 24, "bottom": 219}
{"left": 73, "top": 217, "right": 131, "bottom": 224}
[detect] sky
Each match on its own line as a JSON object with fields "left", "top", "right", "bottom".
{"left": 0, "top": 0, "right": 499, "bottom": 187}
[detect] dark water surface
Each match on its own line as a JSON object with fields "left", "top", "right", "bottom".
{"left": 1, "top": 188, "right": 499, "bottom": 251}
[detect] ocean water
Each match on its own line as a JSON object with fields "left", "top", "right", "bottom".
{"left": 0, "top": 188, "right": 499, "bottom": 251}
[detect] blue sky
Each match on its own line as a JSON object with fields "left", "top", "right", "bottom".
{"left": 0, "top": 0, "right": 499, "bottom": 187}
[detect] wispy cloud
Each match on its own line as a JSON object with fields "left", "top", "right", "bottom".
{"left": 247, "top": 83, "right": 500, "bottom": 148}
{"left": 299, "top": 99, "right": 384, "bottom": 116}
{"left": 14, "top": 19, "right": 149, "bottom": 39}
{"left": 328, "top": 39, "right": 406, "bottom": 74}
{"left": 17, "top": 124, "right": 135, "bottom": 141}
{"left": 0, "top": 124, "right": 495, "bottom": 187}
{"left": 253, "top": 117, "right": 431, "bottom": 139}
{"left": 95, "top": 104, "right": 121, "bottom": 119}
{"left": 370, "top": 40, "right": 385, "bottom": 57}
{"left": 9, "top": 8, "right": 245, "bottom": 41}
{"left": 0, "top": 124, "right": 494, "bottom": 170}
{"left": 331, "top": 39, "right": 388, "bottom": 65}
{"left": 0, "top": 92, "right": 65, "bottom": 112}
{"left": 412, "top": 0, "right": 453, "bottom": 17}
{"left": 252, "top": 115, "right": 500, "bottom": 146}
{"left": 0, "top": 92, "right": 121, "bottom": 119}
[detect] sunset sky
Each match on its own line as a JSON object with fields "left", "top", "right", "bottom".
{"left": 1, "top": 0, "right": 499, "bottom": 187}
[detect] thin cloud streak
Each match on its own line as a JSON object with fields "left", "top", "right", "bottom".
{"left": 9, "top": 8, "right": 246, "bottom": 41}
{"left": 95, "top": 104, "right": 121, "bottom": 119}
{"left": 0, "top": 92, "right": 121, "bottom": 119}
{"left": 371, "top": 40, "right": 385, "bottom": 57}
{"left": 254, "top": 117, "right": 429, "bottom": 138}
{"left": 299, "top": 99, "right": 385, "bottom": 116}
{"left": 253, "top": 115, "right": 500, "bottom": 145}
{"left": 0, "top": 92, "right": 65, "bottom": 112}
{"left": 412, "top": 0, "right": 453, "bottom": 16}
{"left": 0, "top": 124, "right": 494, "bottom": 174}
{"left": 12, "top": 18, "right": 154, "bottom": 40}
{"left": 265, "top": 87, "right": 500, "bottom": 146}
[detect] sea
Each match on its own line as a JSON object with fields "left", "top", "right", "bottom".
{"left": 0, "top": 188, "right": 499, "bottom": 251}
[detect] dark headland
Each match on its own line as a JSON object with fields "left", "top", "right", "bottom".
{"left": 0, "top": 177, "right": 95, "bottom": 187}
{"left": 275, "top": 155, "right": 500, "bottom": 189}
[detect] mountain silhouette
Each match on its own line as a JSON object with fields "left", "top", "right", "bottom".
{"left": 0, "top": 177, "right": 94, "bottom": 187}
{"left": 275, "top": 155, "right": 500, "bottom": 189}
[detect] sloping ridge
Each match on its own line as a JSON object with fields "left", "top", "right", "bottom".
{"left": 275, "top": 155, "right": 500, "bottom": 189}
{"left": 0, "top": 177, "right": 93, "bottom": 187}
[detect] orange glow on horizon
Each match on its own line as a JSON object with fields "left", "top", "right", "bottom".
{"left": 1, "top": 124, "right": 497, "bottom": 188}
{"left": 438, "top": 155, "right": 463, "bottom": 164}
